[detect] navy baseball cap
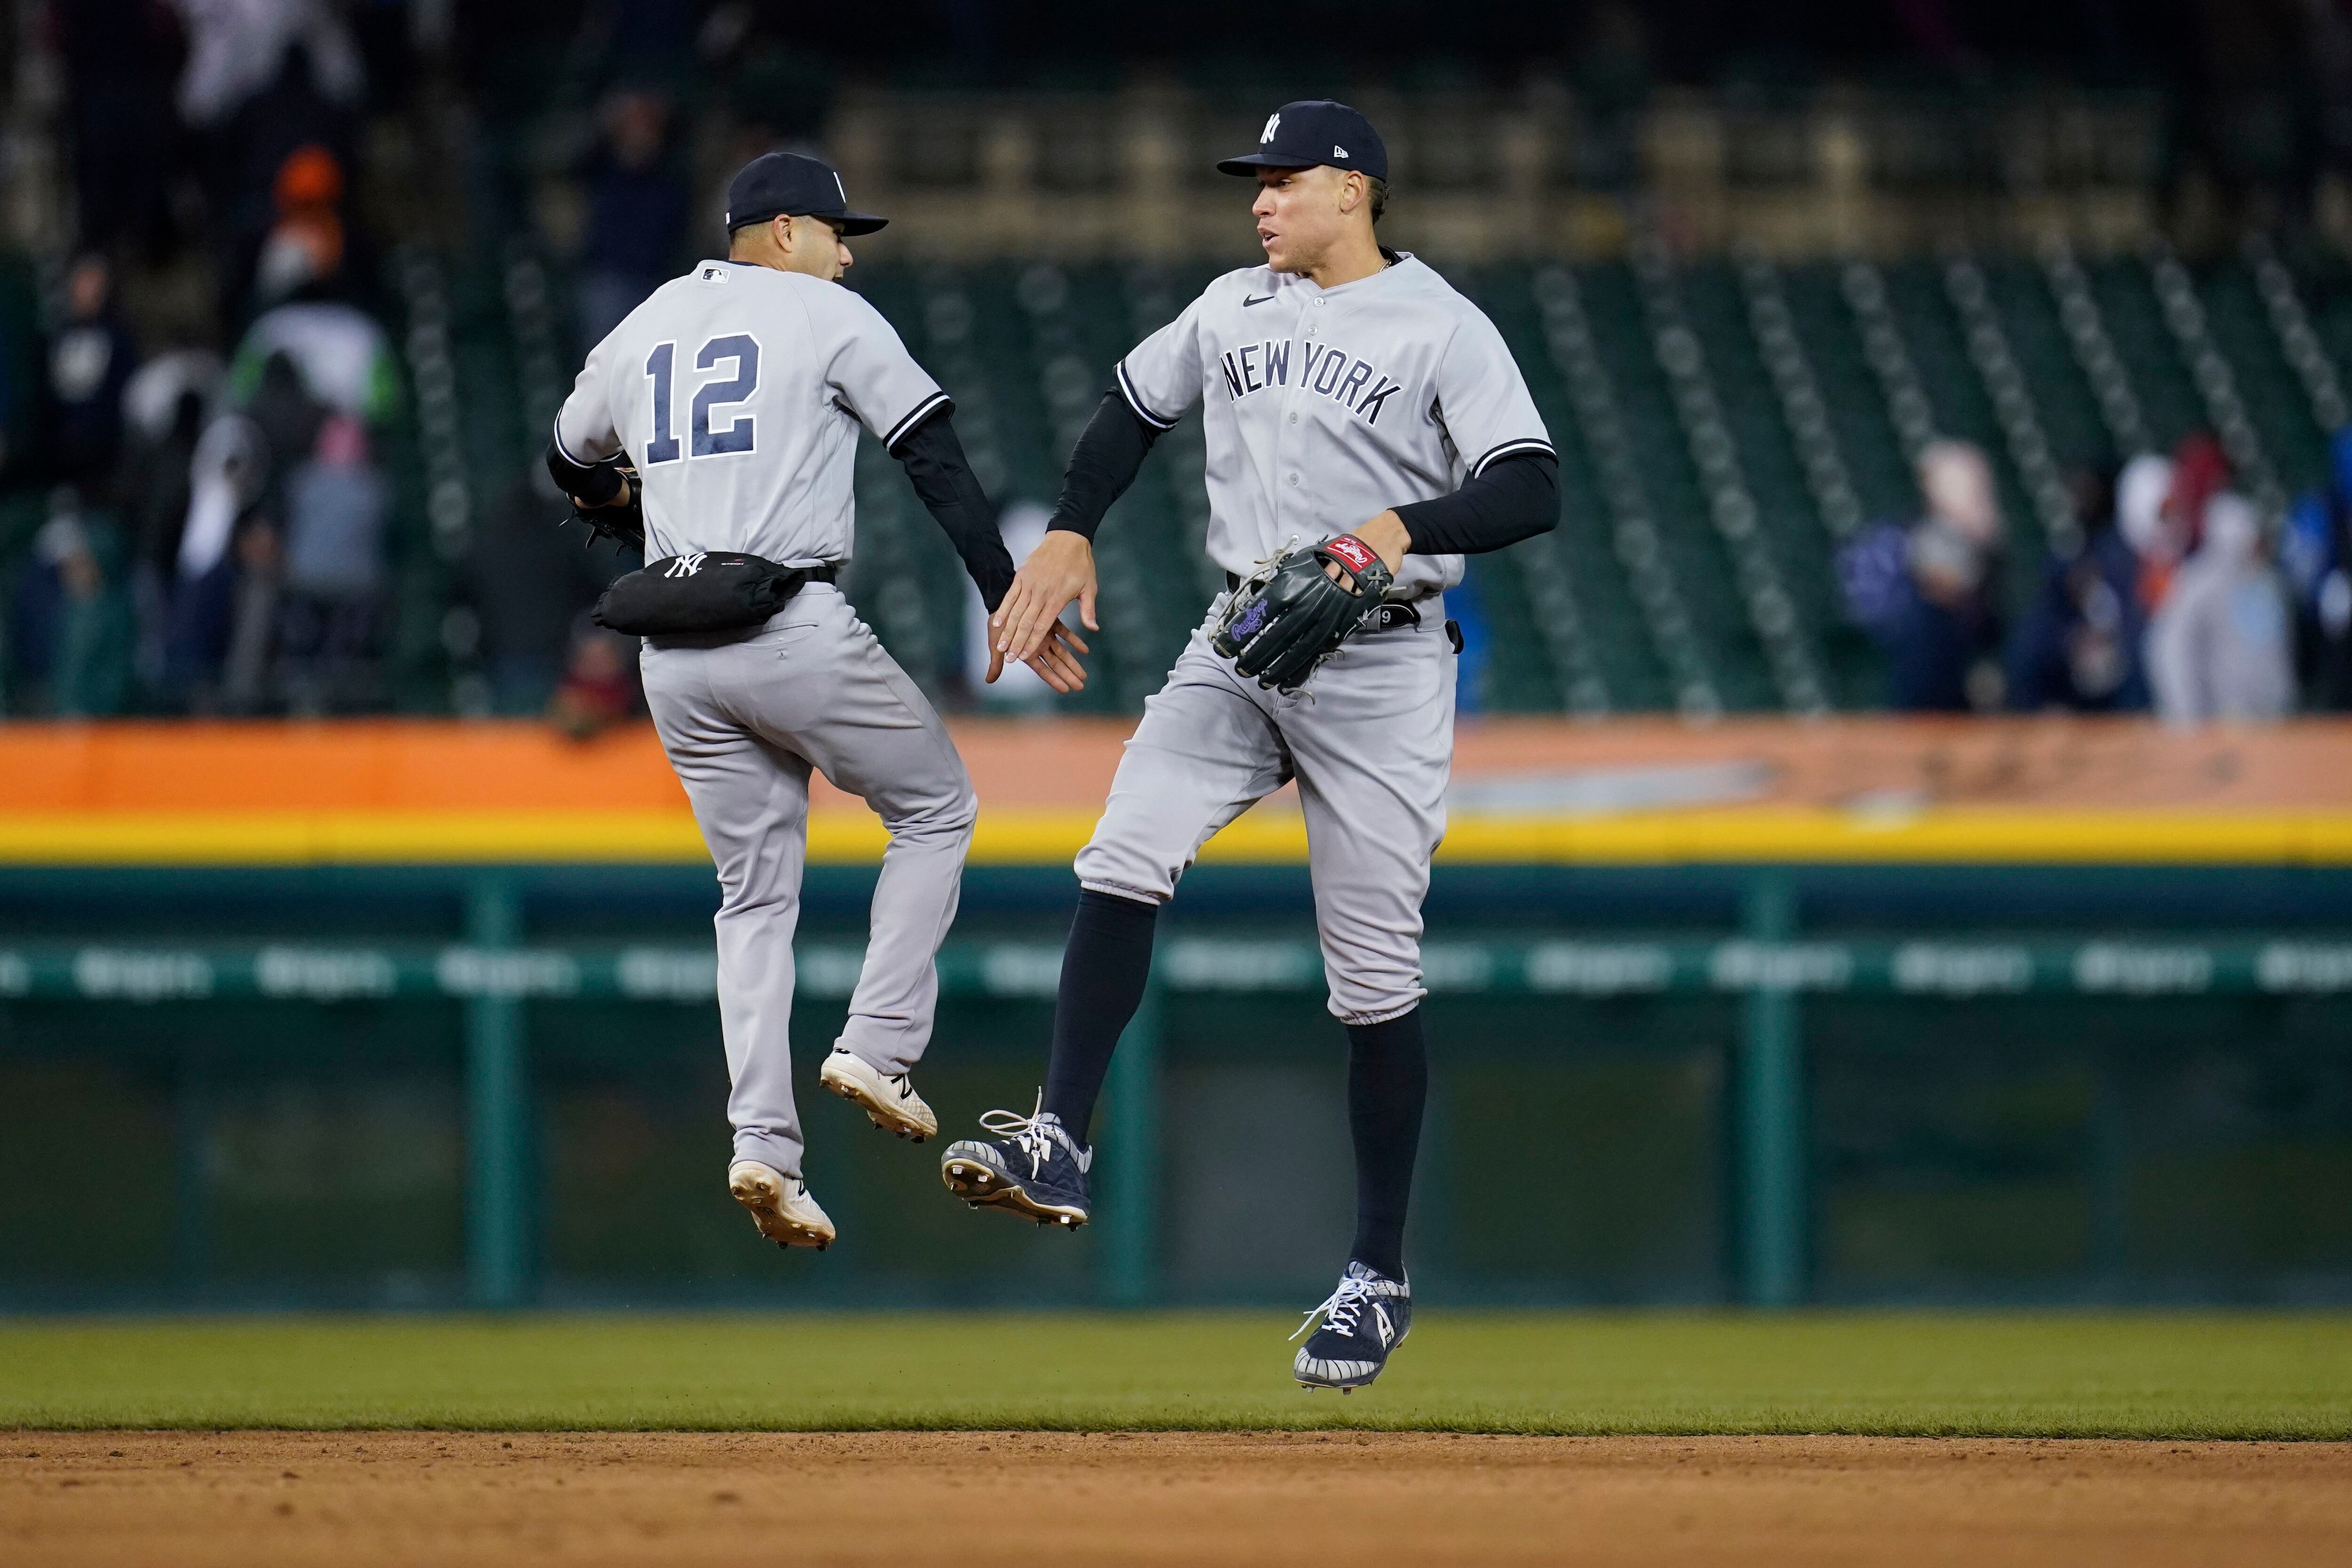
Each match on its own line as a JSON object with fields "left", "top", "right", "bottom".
{"left": 724, "top": 151, "right": 888, "bottom": 236}
{"left": 1216, "top": 100, "right": 1388, "bottom": 182}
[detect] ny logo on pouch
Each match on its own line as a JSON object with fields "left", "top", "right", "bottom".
{"left": 666, "top": 553, "right": 707, "bottom": 578}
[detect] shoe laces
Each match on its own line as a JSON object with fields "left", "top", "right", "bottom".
{"left": 1291, "top": 1272, "right": 1380, "bottom": 1342}
{"left": 978, "top": 1090, "right": 1068, "bottom": 1178}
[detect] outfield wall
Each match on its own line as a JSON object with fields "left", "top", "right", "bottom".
{"left": 2, "top": 719, "right": 2349, "bottom": 1311}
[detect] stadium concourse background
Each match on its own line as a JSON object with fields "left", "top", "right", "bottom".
{"left": 1, "top": 717, "right": 2350, "bottom": 1314}
{"left": 7, "top": 4, "right": 2352, "bottom": 1326}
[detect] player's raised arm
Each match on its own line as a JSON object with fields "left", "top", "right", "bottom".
{"left": 993, "top": 294, "right": 1211, "bottom": 666}
{"left": 888, "top": 404, "right": 1089, "bottom": 692}
{"left": 818, "top": 286, "right": 1087, "bottom": 689}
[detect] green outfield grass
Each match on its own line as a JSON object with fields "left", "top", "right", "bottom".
{"left": 2, "top": 1313, "right": 2348, "bottom": 1438}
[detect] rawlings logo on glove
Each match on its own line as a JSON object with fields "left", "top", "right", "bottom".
{"left": 1211, "top": 533, "right": 1395, "bottom": 696}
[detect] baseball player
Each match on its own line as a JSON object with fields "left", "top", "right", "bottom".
{"left": 550, "top": 151, "right": 1086, "bottom": 1253}
{"left": 938, "top": 102, "right": 1560, "bottom": 1388}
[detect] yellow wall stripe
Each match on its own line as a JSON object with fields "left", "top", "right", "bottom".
{"left": 4, "top": 807, "right": 2352, "bottom": 867}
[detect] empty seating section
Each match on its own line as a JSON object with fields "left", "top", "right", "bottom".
{"left": 431, "top": 238, "right": 2352, "bottom": 714}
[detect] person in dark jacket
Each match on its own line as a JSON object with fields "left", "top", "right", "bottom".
{"left": 574, "top": 89, "right": 691, "bottom": 351}
{"left": 2005, "top": 464, "right": 2152, "bottom": 712}
{"left": 46, "top": 255, "right": 141, "bottom": 501}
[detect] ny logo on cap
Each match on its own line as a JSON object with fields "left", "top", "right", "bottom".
{"left": 1260, "top": 112, "right": 1281, "bottom": 144}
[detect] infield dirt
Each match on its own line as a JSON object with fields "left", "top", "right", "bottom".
{"left": 6, "top": 1431, "right": 2349, "bottom": 1566}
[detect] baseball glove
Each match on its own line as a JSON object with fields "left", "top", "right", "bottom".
{"left": 1211, "top": 534, "right": 1394, "bottom": 696}
{"left": 568, "top": 459, "right": 644, "bottom": 551}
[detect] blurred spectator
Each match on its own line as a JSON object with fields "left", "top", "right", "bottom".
{"left": 2004, "top": 464, "right": 2151, "bottom": 713}
{"left": 253, "top": 145, "right": 349, "bottom": 311}
{"left": 228, "top": 233, "right": 397, "bottom": 425}
{"left": 2146, "top": 493, "right": 2296, "bottom": 726}
{"left": 164, "top": 411, "right": 269, "bottom": 709}
{"left": 55, "top": 0, "right": 184, "bottom": 262}
{"left": 547, "top": 621, "right": 643, "bottom": 740}
{"left": 2132, "top": 431, "right": 2230, "bottom": 612}
{"left": 46, "top": 256, "right": 142, "bottom": 499}
{"left": 1841, "top": 440, "right": 2007, "bottom": 712}
{"left": 173, "top": 0, "right": 364, "bottom": 329}
{"left": 277, "top": 412, "right": 385, "bottom": 713}
{"left": 174, "top": 0, "right": 362, "bottom": 132}
{"left": 576, "top": 90, "right": 691, "bottom": 350}
{"left": 2283, "top": 429, "right": 2352, "bottom": 711}
{"left": 120, "top": 350, "right": 224, "bottom": 696}
{"left": 8, "top": 491, "right": 133, "bottom": 717}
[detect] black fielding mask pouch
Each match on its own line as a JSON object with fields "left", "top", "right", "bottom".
{"left": 593, "top": 552, "right": 815, "bottom": 637}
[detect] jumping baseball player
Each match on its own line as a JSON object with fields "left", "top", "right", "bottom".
{"left": 938, "top": 102, "right": 1560, "bottom": 1388}
{"left": 550, "top": 151, "right": 1086, "bottom": 1253}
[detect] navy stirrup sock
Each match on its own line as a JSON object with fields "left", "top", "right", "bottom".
{"left": 1039, "top": 888, "right": 1160, "bottom": 1143}
{"left": 1345, "top": 1008, "right": 1429, "bottom": 1281}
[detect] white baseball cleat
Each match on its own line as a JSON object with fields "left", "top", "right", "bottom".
{"left": 818, "top": 1046, "right": 939, "bottom": 1142}
{"left": 727, "top": 1160, "right": 836, "bottom": 1251}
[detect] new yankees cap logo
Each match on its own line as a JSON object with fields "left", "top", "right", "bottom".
{"left": 1219, "top": 101, "right": 1388, "bottom": 182}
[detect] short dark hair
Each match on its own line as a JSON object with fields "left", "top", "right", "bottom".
{"left": 1366, "top": 175, "right": 1389, "bottom": 223}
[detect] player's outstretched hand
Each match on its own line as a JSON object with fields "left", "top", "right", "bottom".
{"left": 989, "top": 620, "right": 1089, "bottom": 692}
{"left": 993, "top": 532, "right": 1098, "bottom": 667}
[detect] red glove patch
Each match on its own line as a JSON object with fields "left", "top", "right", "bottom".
{"left": 1324, "top": 534, "right": 1380, "bottom": 577}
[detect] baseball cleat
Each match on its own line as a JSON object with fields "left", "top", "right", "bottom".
{"left": 818, "top": 1046, "right": 938, "bottom": 1142}
{"left": 1292, "top": 1262, "right": 1412, "bottom": 1391}
{"left": 939, "top": 1092, "right": 1091, "bottom": 1227}
{"left": 727, "top": 1160, "right": 836, "bottom": 1251}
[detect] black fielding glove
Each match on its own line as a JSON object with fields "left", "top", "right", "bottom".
{"left": 547, "top": 442, "right": 645, "bottom": 551}
{"left": 1211, "top": 534, "right": 1394, "bottom": 695}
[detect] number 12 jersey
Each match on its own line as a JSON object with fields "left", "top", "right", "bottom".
{"left": 554, "top": 259, "right": 949, "bottom": 566}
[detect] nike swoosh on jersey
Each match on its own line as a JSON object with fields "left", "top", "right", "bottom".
{"left": 1243, "top": 294, "right": 1275, "bottom": 307}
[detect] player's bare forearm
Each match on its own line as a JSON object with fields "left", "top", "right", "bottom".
{"left": 993, "top": 531, "right": 1099, "bottom": 662}
{"left": 1352, "top": 511, "right": 1410, "bottom": 573}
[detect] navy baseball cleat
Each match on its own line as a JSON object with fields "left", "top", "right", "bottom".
{"left": 1291, "top": 1262, "right": 1412, "bottom": 1391}
{"left": 939, "top": 1093, "right": 1092, "bottom": 1227}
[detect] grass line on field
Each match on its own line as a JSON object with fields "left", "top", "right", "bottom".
{"left": 3, "top": 1312, "right": 2348, "bottom": 1439}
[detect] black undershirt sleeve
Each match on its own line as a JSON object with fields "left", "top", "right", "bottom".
{"left": 890, "top": 407, "right": 1017, "bottom": 612}
{"left": 1047, "top": 391, "right": 1163, "bottom": 541}
{"left": 544, "top": 442, "right": 625, "bottom": 507}
{"left": 1392, "top": 452, "right": 1559, "bottom": 557}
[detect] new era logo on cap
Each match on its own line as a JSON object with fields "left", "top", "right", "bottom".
{"left": 1219, "top": 100, "right": 1388, "bottom": 182}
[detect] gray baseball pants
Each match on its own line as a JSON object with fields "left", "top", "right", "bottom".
{"left": 640, "top": 584, "right": 977, "bottom": 1179}
{"left": 1075, "top": 597, "right": 1454, "bottom": 1024}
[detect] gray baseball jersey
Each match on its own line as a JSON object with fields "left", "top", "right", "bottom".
{"left": 1113, "top": 253, "right": 1552, "bottom": 596}
{"left": 556, "top": 258, "right": 974, "bottom": 1182}
{"left": 554, "top": 259, "right": 949, "bottom": 566}
{"left": 1081, "top": 254, "right": 1549, "bottom": 1024}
